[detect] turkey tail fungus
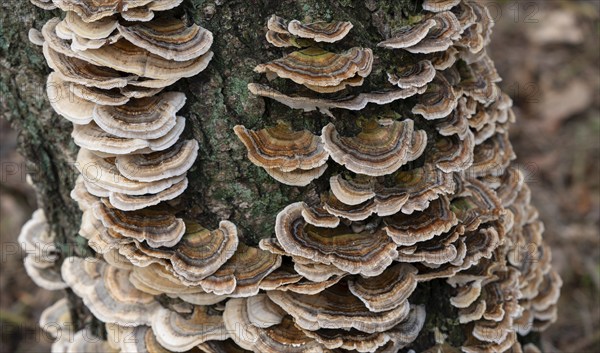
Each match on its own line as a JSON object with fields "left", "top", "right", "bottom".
{"left": 21, "top": 0, "right": 560, "bottom": 352}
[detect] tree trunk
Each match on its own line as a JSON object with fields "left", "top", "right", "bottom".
{"left": 1, "top": 0, "right": 547, "bottom": 351}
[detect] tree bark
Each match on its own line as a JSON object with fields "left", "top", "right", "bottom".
{"left": 0, "top": 0, "right": 505, "bottom": 350}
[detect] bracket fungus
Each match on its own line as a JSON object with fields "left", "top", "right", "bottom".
{"left": 199, "top": 242, "right": 282, "bottom": 296}
{"left": 423, "top": 0, "right": 462, "bottom": 12}
{"left": 322, "top": 119, "right": 426, "bottom": 177}
{"left": 266, "top": 15, "right": 353, "bottom": 47}
{"left": 25, "top": 2, "right": 561, "bottom": 353}
{"left": 388, "top": 60, "right": 437, "bottom": 89}
{"left": 267, "top": 281, "right": 411, "bottom": 333}
{"left": 234, "top": 123, "right": 329, "bottom": 172}
{"left": 117, "top": 18, "right": 213, "bottom": 61}
{"left": 224, "top": 302, "right": 323, "bottom": 352}
{"left": 92, "top": 92, "right": 186, "bottom": 139}
{"left": 30, "top": 0, "right": 56, "bottom": 10}
{"left": 52, "top": 0, "right": 184, "bottom": 23}
{"left": 255, "top": 47, "right": 373, "bottom": 91}
{"left": 18, "top": 210, "right": 67, "bottom": 291}
{"left": 152, "top": 306, "right": 228, "bottom": 351}
{"left": 274, "top": 202, "right": 398, "bottom": 277}
{"left": 248, "top": 83, "right": 424, "bottom": 117}
{"left": 61, "top": 257, "right": 160, "bottom": 326}
{"left": 287, "top": 19, "right": 354, "bottom": 43}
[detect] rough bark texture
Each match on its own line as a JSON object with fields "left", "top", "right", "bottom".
{"left": 0, "top": 0, "right": 502, "bottom": 349}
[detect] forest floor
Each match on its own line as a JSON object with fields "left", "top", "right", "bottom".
{"left": 0, "top": 0, "right": 598, "bottom": 352}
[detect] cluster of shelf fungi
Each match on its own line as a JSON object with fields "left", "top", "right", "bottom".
{"left": 22, "top": 0, "right": 561, "bottom": 352}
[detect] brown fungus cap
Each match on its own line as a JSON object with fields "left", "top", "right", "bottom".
{"left": 18, "top": 210, "right": 65, "bottom": 290}
{"left": 422, "top": 0, "right": 461, "bottom": 12}
{"left": 61, "top": 257, "right": 160, "bottom": 326}
{"left": 93, "top": 200, "right": 185, "bottom": 247}
{"left": 412, "top": 74, "right": 458, "bottom": 120}
{"left": 63, "top": 11, "right": 117, "bottom": 40}
{"left": 531, "top": 269, "right": 562, "bottom": 314}
{"left": 115, "top": 139, "right": 198, "bottom": 182}
{"left": 264, "top": 164, "right": 329, "bottom": 187}
{"left": 427, "top": 46, "right": 460, "bottom": 70}
{"left": 268, "top": 281, "right": 411, "bottom": 333}
{"left": 434, "top": 96, "right": 472, "bottom": 139}
{"left": 53, "top": 0, "right": 183, "bottom": 23}
{"left": 293, "top": 260, "right": 348, "bottom": 283}
{"left": 348, "top": 263, "right": 418, "bottom": 313}
{"left": 93, "top": 91, "right": 185, "bottom": 139}
{"left": 30, "top": 0, "right": 57, "bottom": 10}
{"left": 39, "top": 298, "right": 71, "bottom": 340}
{"left": 120, "top": 6, "right": 155, "bottom": 22}
{"left": 287, "top": 19, "right": 353, "bottom": 43}
{"left": 64, "top": 30, "right": 123, "bottom": 52}
{"left": 200, "top": 242, "right": 281, "bottom": 296}
{"left": 198, "top": 340, "right": 252, "bottom": 353}
{"left": 63, "top": 330, "right": 120, "bottom": 353}
{"left": 303, "top": 304, "right": 426, "bottom": 352}
{"left": 387, "top": 164, "right": 457, "bottom": 214}
{"left": 18, "top": 209, "right": 57, "bottom": 263}
{"left": 275, "top": 202, "right": 398, "bottom": 277}
{"left": 388, "top": 60, "right": 436, "bottom": 89}
{"left": 246, "top": 294, "right": 287, "bottom": 328}
{"left": 258, "top": 263, "right": 304, "bottom": 291}
{"left": 224, "top": 298, "right": 324, "bottom": 353}
{"left": 76, "top": 149, "right": 187, "bottom": 195}
{"left": 452, "top": 178, "right": 503, "bottom": 232}
{"left": 248, "top": 83, "right": 424, "bottom": 117}
{"left": 329, "top": 174, "right": 376, "bottom": 206}
{"left": 43, "top": 43, "right": 134, "bottom": 89}
{"left": 255, "top": 47, "right": 372, "bottom": 88}
{"left": 302, "top": 202, "right": 341, "bottom": 228}
{"left": 378, "top": 12, "right": 461, "bottom": 53}
{"left": 69, "top": 82, "right": 131, "bottom": 106}
{"left": 265, "top": 30, "right": 310, "bottom": 48}
{"left": 383, "top": 194, "right": 458, "bottom": 246}
{"left": 73, "top": 39, "right": 214, "bottom": 80}
{"left": 234, "top": 123, "right": 329, "bottom": 172}
{"left": 107, "top": 177, "right": 188, "bottom": 211}
{"left": 28, "top": 28, "right": 44, "bottom": 46}
{"left": 23, "top": 257, "right": 67, "bottom": 291}
{"left": 321, "top": 119, "right": 426, "bottom": 177}
{"left": 168, "top": 221, "right": 239, "bottom": 284}
{"left": 117, "top": 18, "right": 213, "bottom": 61}
{"left": 396, "top": 225, "right": 463, "bottom": 265}
{"left": 429, "top": 131, "right": 475, "bottom": 173}
{"left": 467, "top": 132, "right": 515, "bottom": 177}
{"left": 451, "top": 1, "right": 478, "bottom": 31}
{"left": 276, "top": 274, "right": 346, "bottom": 296}
{"left": 129, "top": 262, "right": 202, "bottom": 296}
{"left": 327, "top": 163, "right": 456, "bottom": 219}
{"left": 321, "top": 192, "right": 382, "bottom": 221}
{"left": 108, "top": 325, "right": 171, "bottom": 353}
{"left": 72, "top": 117, "right": 185, "bottom": 155}
{"left": 152, "top": 305, "right": 228, "bottom": 351}
{"left": 462, "top": 331, "right": 517, "bottom": 353}
{"left": 403, "top": 12, "right": 462, "bottom": 54}
{"left": 304, "top": 75, "right": 366, "bottom": 94}
{"left": 378, "top": 19, "right": 438, "bottom": 49}
{"left": 71, "top": 175, "right": 100, "bottom": 211}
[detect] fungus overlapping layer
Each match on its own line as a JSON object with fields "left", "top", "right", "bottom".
{"left": 18, "top": 209, "right": 66, "bottom": 291}
{"left": 26, "top": 1, "right": 560, "bottom": 353}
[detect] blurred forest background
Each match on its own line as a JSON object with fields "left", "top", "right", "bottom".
{"left": 1, "top": 0, "right": 598, "bottom": 352}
